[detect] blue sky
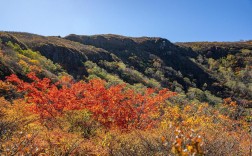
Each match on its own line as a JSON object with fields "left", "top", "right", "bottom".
{"left": 1, "top": 0, "right": 252, "bottom": 42}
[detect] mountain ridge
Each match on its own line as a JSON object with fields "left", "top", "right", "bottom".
{"left": 0, "top": 31, "right": 251, "bottom": 107}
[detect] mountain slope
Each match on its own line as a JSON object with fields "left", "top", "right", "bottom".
{"left": 64, "top": 34, "right": 236, "bottom": 102}
{"left": 0, "top": 32, "right": 251, "bottom": 106}
{"left": 177, "top": 41, "right": 252, "bottom": 106}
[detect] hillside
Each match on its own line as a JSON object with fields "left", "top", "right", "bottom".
{"left": 1, "top": 32, "right": 251, "bottom": 106}
{"left": 0, "top": 31, "right": 251, "bottom": 155}
{"left": 177, "top": 41, "right": 252, "bottom": 106}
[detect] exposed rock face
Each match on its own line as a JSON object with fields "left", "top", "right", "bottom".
{"left": 65, "top": 34, "right": 138, "bottom": 51}
{"left": 32, "top": 44, "right": 116, "bottom": 78}
{"left": 34, "top": 44, "right": 89, "bottom": 78}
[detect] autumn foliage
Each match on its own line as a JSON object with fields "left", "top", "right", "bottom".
{"left": 7, "top": 72, "right": 175, "bottom": 130}
{"left": 0, "top": 73, "right": 250, "bottom": 155}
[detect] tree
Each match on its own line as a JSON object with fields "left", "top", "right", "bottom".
{"left": 7, "top": 73, "right": 176, "bottom": 130}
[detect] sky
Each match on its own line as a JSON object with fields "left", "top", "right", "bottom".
{"left": 1, "top": 0, "right": 252, "bottom": 42}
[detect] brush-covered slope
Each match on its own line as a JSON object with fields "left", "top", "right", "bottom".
{"left": 0, "top": 32, "right": 115, "bottom": 78}
{"left": 0, "top": 31, "right": 251, "bottom": 106}
{"left": 65, "top": 34, "right": 235, "bottom": 104}
{"left": 177, "top": 41, "right": 252, "bottom": 106}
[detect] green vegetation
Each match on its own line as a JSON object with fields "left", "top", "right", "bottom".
{"left": 178, "top": 41, "right": 252, "bottom": 106}
{"left": 0, "top": 39, "right": 65, "bottom": 80}
{"left": 6, "top": 41, "right": 63, "bottom": 74}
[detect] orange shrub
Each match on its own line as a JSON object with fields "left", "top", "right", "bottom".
{"left": 7, "top": 72, "right": 176, "bottom": 130}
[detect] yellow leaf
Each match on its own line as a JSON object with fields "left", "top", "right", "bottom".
{"left": 187, "top": 145, "right": 193, "bottom": 152}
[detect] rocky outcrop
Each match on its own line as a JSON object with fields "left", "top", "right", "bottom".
{"left": 34, "top": 43, "right": 89, "bottom": 78}
{"left": 1, "top": 32, "right": 117, "bottom": 79}
{"left": 0, "top": 33, "right": 28, "bottom": 50}
{"left": 65, "top": 34, "right": 138, "bottom": 51}
{"left": 65, "top": 34, "right": 221, "bottom": 90}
